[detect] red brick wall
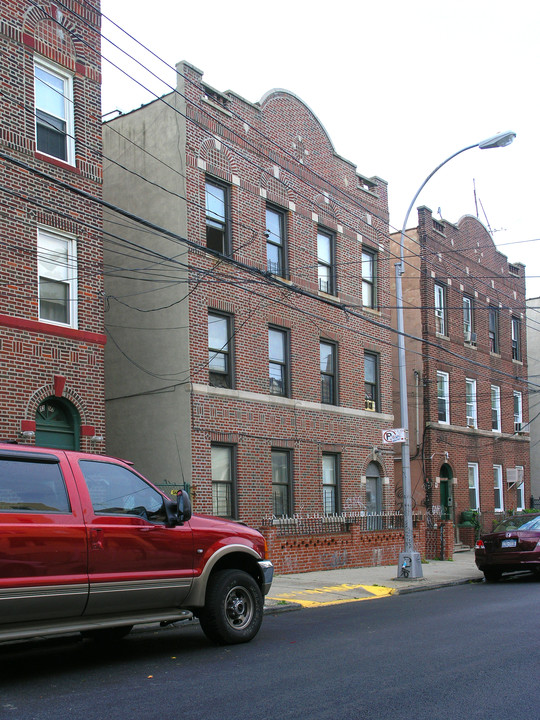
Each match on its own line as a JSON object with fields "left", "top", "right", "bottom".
{"left": 392, "top": 207, "right": 529, "bottom": 524}
{"left": 425, "top": 520, "right": 454, "bottom": 560}
{"left": 178, "top": 62, "right": 396, "bottom": 528}
{"left": 417, "top": 207, "right": 529, "bottom": 519}
{"left": 0, "top": 1, "right": 105, "bottom": 448}
{"left": 263, "top": 521, "right": 427, "bottom": 574}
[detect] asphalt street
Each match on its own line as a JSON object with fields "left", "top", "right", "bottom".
{"left": 1, "top": 574, "right": 539, "bottom": 720}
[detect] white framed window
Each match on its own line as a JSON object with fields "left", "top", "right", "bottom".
{"left": 37, "top": 228, "right": 77, "bottom": 328}
{"left": 437, "top": 371, "right": 450, "bottom": 424}
{"left": 208, "top": 312, "right": 233, "bottom": 388}
{"left": 211, "top": 445, "right": 236, "bottom": 518}
{"left": 317, "top": 229, "right": 336, "bottom": 295}
{"left": 468, "top": 462, "right": 479, "bottom": 510}
{"left": 463, "top": 295, "right": 475, "bottom": 343}
{"left": 364, "top": 352, "right": 379, "bottom": 412}
{"left": 322, "top": 453, "right": 339, "bottom": 514}
{"left": 493, "top": 465, "right": 504, "bottom": 512}
{"left": 34, "top": 58, "right": 74, "bottom": 164}
{"left": 205, "top": 178, "right": 230, "bottom": 254}
{"left": 272, "top": 449, "right": 292, "bottom": 517}
{"left": 320, "top": 340, "right": 338, "bottom": 405}
{"left": 511, "top": 317, "right": 521, "bottom": 361}
{"left": 516, "top": 466, "right": 525, "bottom": 511}
{"left": 269, "top": 327, "right": 290, "bottom": 397}
{"left": 513, "top": 391, "right": 523, "bottom": 432}
{"left": 491, "top": 385, "right": 501, "bottom": 432}
{"left": 266, "top": 205, "right": 287, "bottom": 278}
{"left": 362, "top": 248, "right": 377, "bottom": 309}
{"left": 434, "top": 284, "right": 446, "bottom": 336}
{"left": 465, "top": 378, "right": 477, "bottom": 428}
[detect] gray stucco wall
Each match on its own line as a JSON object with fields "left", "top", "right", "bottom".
{"left": 103, "top": 90, "right": 192, "bottom": 491}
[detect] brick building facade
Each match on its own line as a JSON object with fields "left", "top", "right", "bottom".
{"left": 526, "top": 297, "right": 540, "bottom": 503}
{"left": 0, "top": 1, "right": 105, "bottom": 450}
{"left": 104, "top": 61, "right": 398, "bottom": 567}
{"left": 391, "top": 207, "right": 529, "bottom": 540}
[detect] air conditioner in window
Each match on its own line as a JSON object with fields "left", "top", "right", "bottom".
{"left": 506, "top": 467, "right": 524, "bottom": 486}
{"left": 365, "top": 400, "right": 376, "bottom": 411}
{"left": 514, "top": 422, "right": 522, "bottom": 433}
{"left": 464, "top": 331, "right": 477, "bottom": 344}
{"left": 466, "top": 418, "right": 476, "bottom": 428}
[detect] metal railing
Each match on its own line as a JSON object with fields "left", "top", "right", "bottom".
{"left": 263, "top": 512, "right": 421, "bottom": 537}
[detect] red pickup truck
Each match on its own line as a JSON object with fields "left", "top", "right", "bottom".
{"left": 0, "top": 443, "right": 273, "bottom": 645}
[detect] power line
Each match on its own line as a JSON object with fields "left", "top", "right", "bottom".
{"left": 46, "top": 0, "right": 534, "bottom": 318}
{"left": 1, "top": 148, "right": 535, "bottom": 406}
{"left": 3, "top": 6, "right": 535, "bottom": 401}
{"left": 29, "top": 0, "right": 534, "bottom": 332}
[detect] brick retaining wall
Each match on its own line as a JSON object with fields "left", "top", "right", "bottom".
{"left": 261, "top": 519, "right": 430, "bottom": 574}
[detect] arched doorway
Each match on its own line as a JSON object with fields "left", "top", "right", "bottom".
{"left": 439, "top": 463, "right": 453, "bottom": 521}
{"left": 35, "top": 397, "right": 80, "bottom": 450}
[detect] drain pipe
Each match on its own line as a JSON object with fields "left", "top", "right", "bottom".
{"left": 414, "top": 370, "right": 420, "bottom": 453}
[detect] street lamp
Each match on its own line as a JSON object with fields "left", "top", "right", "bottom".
{"left": 396, "top": 130, "right": 516, "bottom": 579}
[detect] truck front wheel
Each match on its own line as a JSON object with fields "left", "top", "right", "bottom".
{"left": 199, "top": 569, "right": 263, "bottom": 645}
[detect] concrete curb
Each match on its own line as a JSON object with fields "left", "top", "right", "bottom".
{"left": 391, "top": 576, "right": 483, "bottom": 595}
{"left": 263, "top": 574, "right": 484, "bottom": 612}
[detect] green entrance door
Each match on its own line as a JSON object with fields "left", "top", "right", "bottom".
{"left": 440, "top": 480, "right": 450, "bottom": 520}
{"left": 35, "top": 398, "right": 80, "bottom": 450}
{"left": 439, "top": 463, "right": 453, "bottom": 521}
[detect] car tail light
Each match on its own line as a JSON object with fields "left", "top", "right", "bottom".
{"left": 475, "top": 539, "right": 485, "bottom": 549}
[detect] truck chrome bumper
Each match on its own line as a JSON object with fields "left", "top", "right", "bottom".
{"left": 258, "top": 560, "right": 274, "bottom": 595}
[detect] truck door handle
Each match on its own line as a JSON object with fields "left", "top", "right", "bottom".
{"left": 89, "top": 528, "right": 103, "bottom": 550}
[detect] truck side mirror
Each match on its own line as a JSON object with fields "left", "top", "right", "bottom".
{"left": 176, "top": 489, "right": 192, "bottom": 524}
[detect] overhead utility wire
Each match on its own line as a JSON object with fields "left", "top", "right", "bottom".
{"left": 2, "top": 147, "right": 533, "bottom": 402}
{"left": 6, "top": 48, "right": 536, "bottom": 362}
{"left": 2, "top": 157, "right": 532, "bottom": 411}
{"left": 85, "top": 0, "right": 534, "bottom": 314}
{"left": 14, "top": 5, "right": 536, "bottom": 376}
{"left": 38, "top": 0, "right": 531, "bottom": 322}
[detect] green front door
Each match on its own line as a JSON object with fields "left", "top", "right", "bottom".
{"left": 440, "top": 480, "right": 450, "bottom": 521}
{"left": 35, "top": 398, "right": 80, "bottom": 450}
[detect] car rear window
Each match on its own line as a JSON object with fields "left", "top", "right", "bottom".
{"left": 0, "top": 458, "right": 70, "bottom": 513}
{"left": 493, "top": 514, "right": 540, "bottom": 532}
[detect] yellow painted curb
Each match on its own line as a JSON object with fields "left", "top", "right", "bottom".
{"left": 268, "top": 583, "right": 396, "bottom": 608}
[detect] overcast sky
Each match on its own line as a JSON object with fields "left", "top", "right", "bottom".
{"left": 100, "top": 0, "right": 539, "bottom": 298}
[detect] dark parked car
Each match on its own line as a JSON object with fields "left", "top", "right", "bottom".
{"left": 475, "top": 513, "right": 540, "bottom": 582}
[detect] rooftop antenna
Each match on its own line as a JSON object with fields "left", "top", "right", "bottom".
{"left": 478, "top": 197, "right": 494, "bottom": 235}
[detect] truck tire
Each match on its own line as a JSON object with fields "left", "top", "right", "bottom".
{"left": 483, "top": 569, "right": 501, "bottom": 583}
{"left": 199, "top": 569, "right": 263, "bottom": 645}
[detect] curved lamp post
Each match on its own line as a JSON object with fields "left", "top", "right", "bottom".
{"left": 396, "top": 130, "right": 516, "bottom": 579}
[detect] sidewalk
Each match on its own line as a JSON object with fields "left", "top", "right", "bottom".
{"left": 265, "top": 550, "right": 483, "bottom": 611}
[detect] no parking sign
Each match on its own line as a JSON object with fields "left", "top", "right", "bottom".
{"left": 382, "top": 428, "right": 407, "bottom": 444}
